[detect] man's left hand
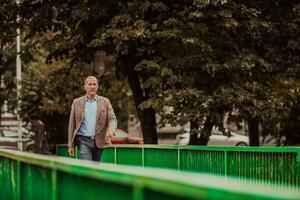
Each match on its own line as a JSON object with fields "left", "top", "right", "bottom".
{"left": 106, "top": 130, "right": 115, "bottom": 137}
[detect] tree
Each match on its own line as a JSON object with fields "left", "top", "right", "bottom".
{"left": 17, "top": 0, "right": 199, "bottom": 144}
{"left": 0, "top": 0, "right": 18, "bottom": 118}
{"left": 19, "top": 40, "right": 134, "bottom": 145}
{"left": 3, "top": 0, "right": 299, "bottom": 146}
{"left": 184, "top": 1, "right": 300, "bottom": 146}
{"left": 143, "top": 0, "right": 300, "bottom": 146}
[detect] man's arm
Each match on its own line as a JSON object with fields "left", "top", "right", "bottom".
{"left": 68, "top": 100, "right": 76, "bottom": 148}
{"left": 106, "top": 99, "right": 117, "bottom": 134}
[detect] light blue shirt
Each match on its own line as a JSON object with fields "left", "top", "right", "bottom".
{"left": 78, "top": 97, "right": 97, "bottom": 136}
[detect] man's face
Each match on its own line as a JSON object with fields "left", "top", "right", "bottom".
{"left": 84, "top": 78, "right": 98, "bottom": 96}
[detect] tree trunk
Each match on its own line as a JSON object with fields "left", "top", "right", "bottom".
{"left": 189, "top": 120, "right": 200, "bottom": 145}
{"left": 282, "top": 104, "right": 300, "bottom": 145}
{"left": 189, "top": 115, "right": 214, "bottom": 145}
{"left": 248, "top": 117, "right": 260, "bottom": 146}
{"left": 121, "top": 55, "right": 157, "bottom": 144}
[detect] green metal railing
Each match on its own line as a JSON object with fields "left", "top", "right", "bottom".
{"left": 57, "top": 145, "right": 300, "bottom": 187}
{"left": 1, "top": 149, "right": 300, "bottom": 200}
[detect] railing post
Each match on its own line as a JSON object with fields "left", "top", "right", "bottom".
{"left": 75, "top": 146, "right": 79, "bottom": 159}
{"left": 51, "top": 169, "right": 57, "bottom": 200}
{"left": 16, "top": 161, "right": 20, "bottom": 200}
{"left": 224, "top": 150, "right": 228, "bottom": 179}
{"left": 177, "top": 147, "right": 180, "bottom": 171}
{"left": 142, "top": 146, "right": 144, "bottom": 167}
{"left": 297, "top": 150, "right": 300, "bottom": 187}
{"left": 114, "top": 146, "right": 117, "bottom": 164}
{"left": 133, "top": 185, "right": 144, "bottom": 200}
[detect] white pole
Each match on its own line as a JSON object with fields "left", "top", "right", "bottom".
{"left": 16, "top": 0, "right": 23, "bottom": 150}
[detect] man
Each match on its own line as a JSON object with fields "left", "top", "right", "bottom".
{"left": 68, "top": 76, "right": 117, "bottom": 161}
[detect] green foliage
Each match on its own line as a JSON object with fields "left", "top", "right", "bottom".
{"left": 1, "top": 0, "right": 299, "bottom": 145}
{"left": 18, "top": 39, "right": 134, "bottom": 144}
{"left": 0, "top": 0, "right": 18, "bottom": 111}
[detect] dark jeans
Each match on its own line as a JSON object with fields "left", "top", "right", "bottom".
{"left": 77, "top": 136, "right": 102, "bottom": 161}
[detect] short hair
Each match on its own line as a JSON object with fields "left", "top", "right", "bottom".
{"left": 84, "top": 76, "right": 98, "bottom": 85}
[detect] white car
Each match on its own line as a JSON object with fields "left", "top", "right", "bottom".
{"left": 176, "top": 128, "right": 249, "bottom": 146}
{"left": 0, "top": 127, "right": 35, "bottom": 151}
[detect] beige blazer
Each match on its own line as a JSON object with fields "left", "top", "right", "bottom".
{"left": 68, "top": 95, "right": 117, "bottom": 148}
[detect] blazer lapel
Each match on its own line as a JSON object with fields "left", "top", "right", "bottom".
{"left": 78, "top": 96, "right": 85, "bottom": 120}
{"left": 96, "top": 95, "right": 105, "bottom": 121}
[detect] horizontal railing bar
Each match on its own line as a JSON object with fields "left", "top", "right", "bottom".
{"left": 110, "top": 144, "right": 300, "bottom": 153}
{"left": 57, "top": 143, "right": 300, "bottom": 152}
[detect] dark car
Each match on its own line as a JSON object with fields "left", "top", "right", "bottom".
{"left": 111, "top": 129, "right": 143, "bottom": 144}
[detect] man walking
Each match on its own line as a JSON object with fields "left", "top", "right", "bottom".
{"left": 68, "top": 76, "right": 117, "bottom": 161}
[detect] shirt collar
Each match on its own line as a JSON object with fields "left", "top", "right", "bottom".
{"left": 85, "top": 95, "right": 97, "bottom": 102}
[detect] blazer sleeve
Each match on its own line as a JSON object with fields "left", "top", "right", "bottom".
{"left": 68, "top": 100, "right": 76, "bottom": 147}
{"left": 106, "top": 99, "right": 117, "bottom": 132}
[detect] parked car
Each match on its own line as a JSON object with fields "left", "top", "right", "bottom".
{"left": 0, "top": 127, "right": 35, "bottom": 151}
{"left": 260, "top": 134, "right": 286, "bottom": 146}
{"left": 111, "top": 129, "right": 143, "bottom": 144}
{"left": 176, "top": 128, "right": 249, "bottom": 146}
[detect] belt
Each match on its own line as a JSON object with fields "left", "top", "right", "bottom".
{"left": 77, "top": 135, "right": 95, "bottom": 140}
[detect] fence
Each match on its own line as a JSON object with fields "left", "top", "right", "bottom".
{"left": 1, "top": 149, "right": 300, "bottom": 200}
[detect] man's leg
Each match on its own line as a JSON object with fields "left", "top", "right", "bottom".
{"left": 77, "top": 137, "right": 93, "bottom": 160}
{"left": 92, "top": 145, "right": 103, "bottom": 161}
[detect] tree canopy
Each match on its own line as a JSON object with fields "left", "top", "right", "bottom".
{"left": 1, "top": 0, "right": 299, "bottom": 145}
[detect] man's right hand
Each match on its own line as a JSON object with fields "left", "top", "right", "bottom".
{"left": 68, "top": 147, "right": 74, "bottom": 156}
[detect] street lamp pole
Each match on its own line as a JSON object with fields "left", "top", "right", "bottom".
{"left": 16, "top": 0, "right": 22, "bottom": 150}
